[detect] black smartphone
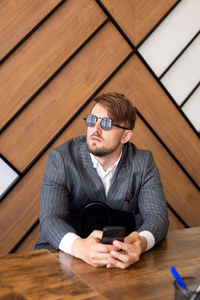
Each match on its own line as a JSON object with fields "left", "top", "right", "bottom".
{"left": 100, "top": 226, "right": 125, "bottom": 244}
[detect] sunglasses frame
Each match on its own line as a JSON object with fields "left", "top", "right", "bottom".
{"left": 83, "top": 114, "right": 129, "bottom": 131}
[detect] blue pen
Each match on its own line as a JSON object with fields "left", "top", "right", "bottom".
{"left": 170, "top": 266, "right": 187, "bottom": 289}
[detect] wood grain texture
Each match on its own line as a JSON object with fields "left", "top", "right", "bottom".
{"left": 14, "top": 225, "right": 40, "bottom": 253}
{"left": 100, "top": 0, "right": 177, "bottom": 45}
{"left": 0, "top": 0, "right": 106, "bottom": 129}
{"left": 50, "top": 227, "right": 200, "bottom": 300}
{"left": 168, "top": 209, "right": 185, "bottom": 231}
{"left": 0, "top": 250, "right": 105, "bottom": 300}
{"left": 101, "top": 55, "right": 200, "bottom": 186}
{"left": 132, "top": 117, "right": 200, "bottom": 227}
{"left": 1, "top": 22, "right": 131, "bottom": 171}
{"left": 0, "top": 228, "right": 199, "bottom": 300}
{"left": 0, "top": 0, "right": 61, "bottom": 59}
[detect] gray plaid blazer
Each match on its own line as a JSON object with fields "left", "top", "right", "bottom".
{"left": 35, "top": 136, "right": 168, "bottom": 250}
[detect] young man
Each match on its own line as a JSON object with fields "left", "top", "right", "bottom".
{"left": 35, "top": 92, "right": 168, "bottom": 269}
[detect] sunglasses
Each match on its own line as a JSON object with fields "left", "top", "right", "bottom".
{"left": 83, "top": 114, "right": 129, "bottom": 131}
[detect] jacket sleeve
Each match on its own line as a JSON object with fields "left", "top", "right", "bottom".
{"left": 137, "top": 152, "right": 169, "bottom": 245}
{"left": 39, "top": 149, "right": 76, "bottom": 249}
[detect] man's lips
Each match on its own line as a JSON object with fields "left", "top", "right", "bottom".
{"left": 90, "top": 135, "right": 102, "bottom": 142}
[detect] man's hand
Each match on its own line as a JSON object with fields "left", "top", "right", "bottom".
{"left": 71, "top": 230, "right": 116, "bottom": 267}
{"left": 106, "top": 232, "right": 147, "bottom": 269}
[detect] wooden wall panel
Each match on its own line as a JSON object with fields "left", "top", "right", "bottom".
{"left": 100, "top": 0, "right": 177, "bottom": 45}
{"left": 14, "top": 225, "right": 40, "bottom": 253}
{"left": 101, "top": 56, "right": 200, "bottom": 186}
{"left": 133, "top": 118, "right": 200, "bottom": 226}
{"left": 0, "top": 0, "right": 199, "bottom": 254}
{"left": 1, "top": 22, "right": 131, "bottom": 171}
{"left": 0, "top": 0, "right": 106, "bottom": 129}
{"left": 168, "top": 210, "right": 185, "bottom": 231}
{"left": 0, "top": 0, "right": 61, "bottom": 59}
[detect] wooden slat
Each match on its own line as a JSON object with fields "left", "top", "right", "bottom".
{"left": 0, "top": 0, "right": 106, "bottom": 129}
{"left": 168, "top": 209, "right": 185, "bottom": 231}
{"left": 101, "top": 0, "right": 177, "bottom": 45}
{"left": 1, "top": 22, "right": 131, "bottom": 171}
{"left": 101, "top": 56, "right": 200, "bottom": 186}
{"left": 0, "top": 0, "right": 61, "bottom": 59}
{"left": 131, "top": 117, "right": 200, "bottom": 227}
{"left": 15, "top": 225, "right": 40, "bottom": 253}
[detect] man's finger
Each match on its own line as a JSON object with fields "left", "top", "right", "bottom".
{"left": 107, "top": 257, "right": 129, "bottom": 269}
{"left": 110, "top": 250, "right": 129, "bottom": 263}
{"left": 113, "top": 240, "right": 134, "bottom": 252}
{"left": 95, "top": 242, "right": 115, "bottom": 253}
{"left": 89, "top": 230, "right": 103, "bottom": 239}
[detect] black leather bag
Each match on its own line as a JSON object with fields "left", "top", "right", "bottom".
{"left": 69, "top": 202, "right": 136, "bottom": 238}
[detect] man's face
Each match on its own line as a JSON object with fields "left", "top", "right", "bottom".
{"left": 86, "top": 103, "right": 125, "bottom": 157}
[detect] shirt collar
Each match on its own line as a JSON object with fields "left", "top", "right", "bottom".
{"left": 90, "top": 152, "right": 122, "bottom": 171}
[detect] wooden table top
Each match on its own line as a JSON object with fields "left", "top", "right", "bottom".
{"left": 0, "top": 227, "right": 200, "bottom": 300}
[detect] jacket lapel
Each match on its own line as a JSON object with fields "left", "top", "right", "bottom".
{"left": 107, "top": 144, "right": 132, "bottom": 209}
{"left": 77, "top": 142, "right": 106, "bottom": 203}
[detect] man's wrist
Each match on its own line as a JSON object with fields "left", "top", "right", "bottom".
{"left": 140, "top": 236, "right": 148, "bottom": 253}
{"left": 71, "top": 237, "right": 83, "bottom": 259}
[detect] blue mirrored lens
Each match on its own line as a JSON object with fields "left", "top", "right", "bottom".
{"left": 85, "top": 114, "right": 97, "bottom": 127}
{"left": 101, "top": 118, "right": 112, "bottom": 130}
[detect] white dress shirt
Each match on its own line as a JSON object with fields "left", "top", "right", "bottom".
{"left": 59, "top": 153, "right": 155, "bottom": 254}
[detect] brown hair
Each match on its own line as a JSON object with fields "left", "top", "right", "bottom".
{"left": 93, "top": 92, "right": 136, "bottom": 130}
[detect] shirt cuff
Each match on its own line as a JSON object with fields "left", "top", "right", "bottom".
{"left": 59, "top": 232, "right": 80, "bottom": 255}
{"left": 139, "top": 231, "right": 155, "bottom": 251}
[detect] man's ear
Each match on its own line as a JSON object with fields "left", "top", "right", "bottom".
{"left": 121, "top": 130, "right": 133, "bottom": 144}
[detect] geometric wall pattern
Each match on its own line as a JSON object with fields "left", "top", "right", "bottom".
{"left": 139, "top": 0, "right": 200, "bottom": 132}
{"left": 0, "top": 0, "right": 199, "bottom": 255}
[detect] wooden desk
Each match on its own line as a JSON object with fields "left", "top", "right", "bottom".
{"left": 0, "top": 227, "right": 200, "bottom": 300}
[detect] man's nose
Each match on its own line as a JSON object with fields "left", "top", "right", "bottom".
{"left": 94, "top": 119, "right": 102, "bottom": 132}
